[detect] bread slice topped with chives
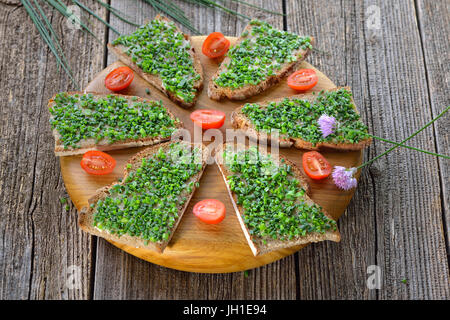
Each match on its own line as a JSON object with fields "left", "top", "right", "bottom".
{"left": 108, "top": 15, "right": 203, "bottom": 108}
{"left": 79, "top": 141, "right": 208, "bottom": 253}
{"left": 216, "top": 143, "right": 340, "bottom": 256}
{"left": 208, "top": 19, "right": 313, "bottom": 101}
{"left": 231, "top": 87, "right": 372, "bottom": 151}
{"left": 48, "top": 92, "right": 182, "bottom": 156}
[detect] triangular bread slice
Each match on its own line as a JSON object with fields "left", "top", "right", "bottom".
{"left": 231, "top": 87, "right": 372, "bottom": 151}
{"left": 48, "top": 92, "right": 182, "bottom": 156}
{"left": 108, "top": 15, "right": 203, "bottom": 108}
{"left": 215, "top": 143, "right": 340, "bottom": 256}
{"left": 79, "top": 141, "right": 208, "bottom": 253}
{"left": 208, "top": 21, "right": 313, "bottom": 101}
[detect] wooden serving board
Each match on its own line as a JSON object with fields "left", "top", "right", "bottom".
{"left": 60, "top": 36, "right": 363, "bottom": 273}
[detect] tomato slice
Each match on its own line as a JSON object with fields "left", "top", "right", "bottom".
{"left": 104, "top": 66, "right": 134, "bottom": 92}
{"left": 190, "top": 109, "right": 226, "bottom": 129}
{"left": 287, "top": 69, "right": 318, "bottom": 91}
{"left": 202, "top": 32, "right": 230, "bottom": 58}
{"left": 193, "top": 199, "right": 226, "bottom": 224}
{"left": 80, "top": 151, "right": 116, "bottom": 175}
{"left": 302, "top": 151, "right": 332, "bottom": 180}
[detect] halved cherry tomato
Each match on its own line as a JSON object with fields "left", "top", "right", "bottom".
{"left": 80, "top": 151, "right": 116, "bottom": 175}
{"left": 202, "top": 32, "right": 230, "bottom": 58}
{"left": 302, "top": 151, "right": 332, "bottom": 180}
{"left": 104, "top": 66, "right": 134, "bottom": 92}
{"left": 287, "top": 69, "right": 318, "bottom": 91}
{"left": 193, "top": 199, "right": 226, "bottom": 224}
{"left": 190, "top": 109, "right": 226, "bottom": 129}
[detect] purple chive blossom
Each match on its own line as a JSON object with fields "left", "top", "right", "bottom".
{"left": 332, "top": 166, "right": 358, "bottom": 190}
{"left": 318, "top": 114, "right": 336, "bottom": 138}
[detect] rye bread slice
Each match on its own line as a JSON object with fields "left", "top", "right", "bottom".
{"left": 48, "top": 92, "right": 183, "bottom": 156}
{"left": 231, "top": 87, "right": 373, "bottom": 151}
{"left": 215, "top": 143, "right": 340, "bottom": 256}
{"left": 208, "top": 23, "right": 313, "bottom": 101}
{"left": 79, "top": 141, "right": 208, "bottom": 253}
{"left": 108, "top": 15, "right": 203, "bottom": 108}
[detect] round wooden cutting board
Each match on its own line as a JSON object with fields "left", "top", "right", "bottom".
{"left": 60, "top": 36, "right": 363, "bottom": 273}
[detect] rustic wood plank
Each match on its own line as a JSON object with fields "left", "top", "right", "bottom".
{"left": 287, "top": 0, "right": 449, "bottom": 299}
{"left": 415, "top": 0, "right": 450, "bottom": 255}
{"left": 93, "top": 0, "right": 294, "bottom": 300}
{"left": 362, "top": 0, "right": 449, "bottom": 300}
{"left": 286, "top": 0, "right": 377, "bottom": 300}
{"left": 0, "top": 2, "right": 106, "bottom": 299}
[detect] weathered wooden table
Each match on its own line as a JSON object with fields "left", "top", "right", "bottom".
{"left": 0, "top": 0, "right": 448, "bottom": 299}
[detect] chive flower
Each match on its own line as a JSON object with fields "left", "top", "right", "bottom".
{"left": 332, "top": 166, "right": 357, "bottom": 190}
{"left": 318, "top": 114, "right": 336, "bottom": 138}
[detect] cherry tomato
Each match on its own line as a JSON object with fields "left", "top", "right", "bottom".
{"left": 104, "top": 66, "right": 134, "bottom": 92}
{"left": 302, "top": 151, "right": 332, "bottom": 180}
{"left": 80, "top": 151, "right": 116, "bottom": 175}
{"left": 193, "top": 199, "right": 226, "bottom": 224}
{"left": 287, "top": 69, "right": 318, "bottom": 91}
{"left": 190, "top": 109, "right": 226, "bottom": 129}
{"left": 202, "top": 32, "right": 230, "bottom": 58}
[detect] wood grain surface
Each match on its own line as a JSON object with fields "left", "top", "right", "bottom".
{"left": 0, "top": 0, "right": 106, "bottom": 299}
{"left": 0, "top": 0, "right": 448, "bottom": 300}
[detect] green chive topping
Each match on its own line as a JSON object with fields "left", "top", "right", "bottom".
{"left": 112, "top": 19, "right": 200, "bottom": 103}
{"left": 49, "top": 93, "right": 178, "bottom": 149}
{"left": 241, "top": 88, "right": 370, "bottom": 145}
{"left": 213, "top": 20, "right": 312, "bottom": 89}
{"left": 223, "top": 146, "right": 337, "bottom": 241}
{"left": 92, "top": 142, "right": 202, "bottom": 243}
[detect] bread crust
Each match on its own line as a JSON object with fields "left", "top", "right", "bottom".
{"left": 108, "top": 15, "right": 203, "bottom": 108}
{"left": 48, "top": 92, "right": 183, "bottom": 156}
{"left": 215, "top": 143, "right": 340, "bottom": 256}
{"left": 78, "top": 141, "right": 208, "bottom": 253}
{"left": 231, "top": 87, "right": 373, "bottom": 151}
{"left": 208, "top": 24, "right": 313, "bottom": 101}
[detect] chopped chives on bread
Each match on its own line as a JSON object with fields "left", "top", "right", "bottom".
{"left": 48, "top": 92, "right": 182, "bottom": 156}
{"left": 108, "top": 15, "right": 203, "bottom": 108}
{"left": 231, "top": 87, "right": 372, "bottom": 151}
{"left": 208, "top": 19, "right": 313, "bottom": 101}
{"left": 215, "top": 143, "right": 340, "bottom": 256}
{"left": 79, "top": 141, "right": 208, "bottom": 253}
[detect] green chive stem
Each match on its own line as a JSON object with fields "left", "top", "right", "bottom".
{"left": 358, "top": 106, "right": 449, "bottom": 169}
{"left": 369, "top": 134, "right": 449, "bottom": 159}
